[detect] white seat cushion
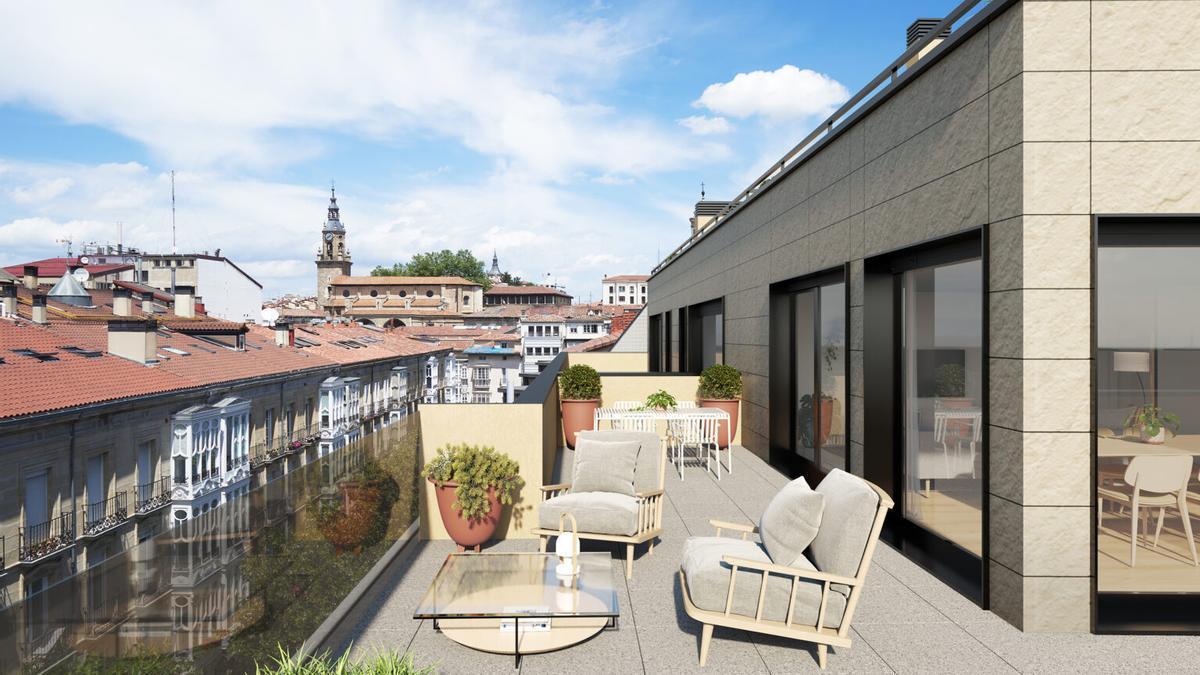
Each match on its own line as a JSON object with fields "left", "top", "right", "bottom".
{"left": 539, "top": 492, "right": 639, "bottom": 536}
{"left": 809, "top": 469, "right": 881, "bottom": 580}
{"left": 681, "top": 536, "right": 847, "bottom": 628}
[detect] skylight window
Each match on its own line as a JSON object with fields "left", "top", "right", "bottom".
{"left": 162, "top": 347, "right": 191, "bottom": 356}
{"left": 11, "top": 348, "right": 58, "bottom": 362}
{"left": 60, "top": 345, "right": 103, "bottom": 358}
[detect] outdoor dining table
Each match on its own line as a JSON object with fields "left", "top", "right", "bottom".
{"left": 592, "top": 406, "right": 730, "bottom": 429}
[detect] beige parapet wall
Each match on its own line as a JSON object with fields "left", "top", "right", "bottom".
{"left": 565, "top": 351, "right": 648, "bottom": 372}
{"left": 418, "top": 402, "right": 556, "bottom": 541}
{"left": 419, "top": 351, "right": 739, "bottom": 541}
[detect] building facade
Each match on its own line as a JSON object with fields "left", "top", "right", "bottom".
{"left": 645, "top": 1, "right": 1200, "bottom": 634}
{"left": 483, "top": 285, "right": 572, "bottom": 306}
{"left": 601, "top": 275, "right": 648, "bottom": 305}
{"left": 0, "top": 285, "right": 445, "bottom": 622}
{"left": 139, "top": 253, "right": 264, "bottom": 323}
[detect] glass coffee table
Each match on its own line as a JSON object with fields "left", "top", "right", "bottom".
{"left": 414, "top": 552, "right": 619, "bottom": 667}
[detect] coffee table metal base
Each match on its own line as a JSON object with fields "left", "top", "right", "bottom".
{"left": 434, "top": 616, "right": 616, "bottom": 668}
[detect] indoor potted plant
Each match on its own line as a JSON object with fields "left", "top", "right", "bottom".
{"left": 698, "top": 364, "right": 741, "bottom": 449}
{"left": 559, "top": 364, "right": 601, "bottom": 449}
{"left": 798, "top": 393, "right": 835, "bottom": 449}
{"left": 1124, "top": 404, "right": 1181, "bottom": 445}
{"left": 422, "top": 444, "right": 524, "bottom": 552}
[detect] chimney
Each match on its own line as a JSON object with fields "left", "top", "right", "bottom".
{"left": 690, "top": 200, "right": 731, "bottom": 235}
{"left": 140, "top": 292, "right": 155, "bottom": 314}
{"left": 31, "top": 293, "right": 47, "bottom": 324}
{"left": 107, "top": 319, "right": 157, "bottom": 364}
{"left": 174, "top": 285, "right": 195, "bottom": 318}
{"left": 273, "top": 321, "right": 295, "bottom": 347}
{"left": 23, "top": 265, "right": 38, "bottom": 290}
{"left": 905, "top": 18, "right": 950, "bottom": 69}
{"left": 0, "top": 283, "right": 15, "bottom": 317}
{"left": 112, "top": 286, "right": 133, "bottom": 316}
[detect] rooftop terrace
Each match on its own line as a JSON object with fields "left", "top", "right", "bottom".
{"left": 327, "top": 446, "right": 1200, "bottom": 673}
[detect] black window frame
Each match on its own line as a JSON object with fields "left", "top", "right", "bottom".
{"left": 863, "top": 227, "right": 989, "bottom": 608}
{"left": 769, "top": 267, "right": 848, "bottom": 486}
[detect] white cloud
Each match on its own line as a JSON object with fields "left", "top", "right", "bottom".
{"left": 0, "top": 160, "right": 668, "bottom": 298}
{"left": 678, "top": 115, "right": 732, "bottom": 135}
{"left": 8, "top": 177, "right": 74, "bottom": 204}
{"left": 695, "top": 65, "right": 849, "bottom": 122}
{"left": 0, "top": 2, "right": 716, "bottom": 180}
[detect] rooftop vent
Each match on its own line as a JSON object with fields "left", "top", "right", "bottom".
{"left": 905, "top": 18, "right": 950, "bottom": 68}
{"left": 107, "top": 319, "right": 158, "bottom": 365}
{"left": 48, "top": 270, "right": 92, "bottom": 308}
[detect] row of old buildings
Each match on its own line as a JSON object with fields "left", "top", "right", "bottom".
{"left": 0, "top": 267, "right": 455, "bottom": 615}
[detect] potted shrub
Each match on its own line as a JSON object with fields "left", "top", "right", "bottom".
{"left": 559, "top": 364, "right": 601, "bottom": 449}
{"left": 642, "top": 389, "right": 678, "bottom": 411}
{"left": 698, "top": 364, "right": 742, "bottom": 449}
{"left": 1125, "top": 405, "right": 1181, "bottom": 445}
{"left": 423, "top": 444, "right": 524, "bottom": 552}
{"left": 798, "top": 393, "right": 835, "bottom": 449}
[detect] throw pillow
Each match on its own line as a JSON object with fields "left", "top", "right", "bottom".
{"left": 759, "top": 476, "right": 825, "bottom": 568}
{"left": 571, "top": 438, "right": 641, "bottom": 496}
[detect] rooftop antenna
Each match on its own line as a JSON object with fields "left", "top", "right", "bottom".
{"left": 700, "top": 181, "right": 706, "bottom": 200}
{"left": 170, "top": 170, "right": 177, "bottom": 255}
{"left": 56, "top": 237, "right": 73, "bottom": 258}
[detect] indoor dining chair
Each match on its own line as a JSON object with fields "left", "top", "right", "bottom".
{"left": 1098, "top": 454, "right": 1198, "bottom": 567}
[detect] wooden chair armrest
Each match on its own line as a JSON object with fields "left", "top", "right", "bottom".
{"left": 710, "top": 519, "right": 757, "bottom": 534}
{"left": 720, "top": 556, "right": 858, "bottom": 587}
{"left": 635, "top": 489, "right": 665, "bottom": 499}
{"left": 541, "top": 483, "right": 571, "bottom": 492}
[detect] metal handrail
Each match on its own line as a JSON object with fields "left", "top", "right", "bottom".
{"left": 19, "top": 512, "right": 75, "bottom": 562}
{"left": 135, "top": 476, "right": 171, "bottom": 514}
{"left": 650, "top": 0, "right": 995, "bottom": 276}
{"left": 82, "top": 492, "right": 129, "bottom": 536}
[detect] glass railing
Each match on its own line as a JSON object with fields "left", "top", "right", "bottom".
{"left": 0, "top": 412, "right": 422, "bottom": 673}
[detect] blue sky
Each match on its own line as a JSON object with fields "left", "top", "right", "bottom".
{"left": 0, "top": 0, "right": 960, "bottom": 301}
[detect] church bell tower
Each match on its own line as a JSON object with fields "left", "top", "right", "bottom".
{"left": 316, "top": 185, "right": 352, "bottom": 310}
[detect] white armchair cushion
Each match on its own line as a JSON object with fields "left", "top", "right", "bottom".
{"left": 539, "top": 492, "right": 639, "bottom": 536}
{"left": 571, "top": 438, "right": 640, "bottom": 496}
{"left": 758, "top": 476, "right": 824, "bottom": 567}
{"left": 681, "top": 536, "right": 848, "bottom": 628}
{"left": 809, "top": 469, "right": 881, "bottom": 580}
{"left": 575, "top": 430, "right": 662, "bottom": 493}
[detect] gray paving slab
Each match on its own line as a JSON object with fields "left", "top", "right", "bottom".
{"left": 330, "top": 445, "right": 1191, "bottom": 674}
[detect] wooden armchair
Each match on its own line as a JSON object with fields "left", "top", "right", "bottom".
{"left": 532, "top": 430, "right": 666, "bottom": 579}
{"left": 679, "top": 469, "right": 893, "bottom": 669}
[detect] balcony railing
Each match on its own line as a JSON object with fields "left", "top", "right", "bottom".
{"left": 80, "top": 492, "right": 129, "bottom": 539}
{"left": 19, "top": 512, "right": 75, "bottom": 564}
{"left": 251, "top": 425, "right": 319, "bottom": 468}
{"left": 135, "top": 476, "right": 171, "bottom": 516}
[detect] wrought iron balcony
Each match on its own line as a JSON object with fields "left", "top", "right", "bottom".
{"left": 19, "top": 512, "right": 75, "bottom": 565}
{"left": 80, "top": 492, "right": 129, "bottom": 539}
{"left": 134, "top": 476, "right": 171, "bottom": 516}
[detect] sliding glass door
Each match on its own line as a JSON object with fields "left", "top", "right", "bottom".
{"left": 1096, "top": 219, "right": 1200, "bottom": 632}
{"left": 863, "top": 231, "right": 986, "bottom": 604}
{"left": 900, "top": 258, "right": 984, "bottom": 557}
{"left": 770, "top": 271, "right": 846, "bottom": 481}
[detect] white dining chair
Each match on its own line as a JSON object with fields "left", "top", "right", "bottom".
{"left": 1098, "top": 454, "right": 1198, "bottom": 567}
{"left": 612, "top": 401, "right": 642, "bottom": 410}
{"left": 677, "top": 400, "right": 698, "bottom": 409}
{"left": 669, "top": 415, "right": 720, "bottom": 480}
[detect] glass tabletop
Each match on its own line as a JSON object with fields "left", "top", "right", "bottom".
{"left": 413, "top": 552, "right": 619, "bottom": 619}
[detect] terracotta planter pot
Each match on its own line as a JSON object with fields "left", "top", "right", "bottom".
{"left": 817, "top": 398, "right": 834, "bottom": 448}
{"left": 699, "top": 398, "right": 740, "bottom": 449}
{"left": 561, "top": 399, "right": 599, "bottom": 449}
{"left": 431, "top": 479, "right": 501, "bottom": 552}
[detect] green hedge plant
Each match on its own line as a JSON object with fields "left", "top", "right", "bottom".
{"left": 558, "top": 364, "right": 601, "bottom": 400}
{"left": 698, "top": 364, "right": 742, "bottom": 400}
{"left": 422, "top": 444, "right": 524, "bottom": 521}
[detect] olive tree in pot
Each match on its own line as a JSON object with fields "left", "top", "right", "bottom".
{"left": 698, "top": 364, "right": 742, "bottom": 449}
{"left": 423, "top": 444, "right": 524, "bottom": 552}
{"left": 559, "top": 364, "right": 601, "bottom": 449}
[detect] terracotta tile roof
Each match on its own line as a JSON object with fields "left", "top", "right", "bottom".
{"left": 5, "top": 257, "right": 133, "bottom": 279}
{"left": 332, "top": 275, "right": 479, "bottom": 286}
{"left": 409, "top": 297, "right": 444, "bottom": 308}
{"left": 602, "top": 274, "right": 649, "bottom": 283}
{"left": 484, "top": 285, "right": 571, "bottom": 297}
{"left": 0, "top": 322, "right": 192, "bottom": 419}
